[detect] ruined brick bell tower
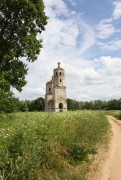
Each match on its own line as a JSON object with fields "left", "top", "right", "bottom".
{"left": 45, "top": 62, "right": 67, "bottom": 112}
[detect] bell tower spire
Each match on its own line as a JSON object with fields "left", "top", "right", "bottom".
{"left": 57, "top": 62, "right": 61, "bottom": 68}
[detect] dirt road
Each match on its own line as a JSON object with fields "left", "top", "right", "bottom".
{"left": 91, "top": 115, "right": 121, "bottom": 180}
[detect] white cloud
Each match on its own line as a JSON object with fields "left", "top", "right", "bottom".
{"left": 13, "top": 0, "right": 121, "bottom": 101}
{"left": 115, "top": 80, "right": 121, "bottom": 88}
{"left": 63, "top": 56, "right": 121, "bottom": 100}
{"left": 44, "top": 0, "right": 68, "bottom": 17}
{"left": 43, "top": 18, "right": 79, "bottom": 48}
{"left": 16, "top": 52, "right": 121, "bottom": 101}
{"left": 78, "top": 20, "right": 96, "bottom": 54}
{"left": 99, "top": 38, "right": 121, "bottom": 50}
{"left": 97, "top": 56, "right": 121, "bottom": 71}
{"left": 43, "top": 1, "right": 96, "bottom": 54}
{"left": 69, "top": 0, "right": 84, "bottom": 6}
{"left": 80, "top": 69, "right": 105, "bottom": 86}
{"left": 13, "top": 87, "right": 45, "bottom": 100}
{"left": 112, "top": 1, "right": 121, "bottom": 20}
{"left": 96, "top": 1, "right": 121, "bottom": 40}
{"left": 96, "top": 18, "right": 115, "bottom": 39}
{"left": 69, "top": 0, "right": 77, "bottom": 6}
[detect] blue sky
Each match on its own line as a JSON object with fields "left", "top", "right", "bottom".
{"left": 14, "top": 0, "right": 121, "bottom": 101}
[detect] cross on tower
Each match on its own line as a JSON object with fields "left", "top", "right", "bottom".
{"left": 57, "top": 62, "right": 60, "bottom": 68}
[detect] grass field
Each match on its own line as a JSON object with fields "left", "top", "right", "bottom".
{"left": 0, "top": 111, "right": 110, "bottom": 180}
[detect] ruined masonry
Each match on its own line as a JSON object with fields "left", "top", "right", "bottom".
{"left": 45, "top": 62, "right": 67, "bottom": 112}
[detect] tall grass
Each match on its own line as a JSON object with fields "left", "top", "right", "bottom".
{"left": 0, "top": 111, "right": 109, "bottom": 179}
{"left": 106, "top": 110, "right": 121, "bottom": 120}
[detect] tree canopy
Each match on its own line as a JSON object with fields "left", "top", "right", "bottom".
{"left": 0, "top": 0, "right": 47, "bottom": 91}
{"left": 67, "top": 98, "right": 121, "bottom": 111}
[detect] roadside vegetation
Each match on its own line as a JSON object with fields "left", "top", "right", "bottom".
{"left": 106, "top": 110, "right": 121, "bottom": 120}
{"left": 0, "top": 111, "right": 110, "bottom": 180}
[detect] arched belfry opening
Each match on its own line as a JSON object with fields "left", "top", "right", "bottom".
{"left": 45, "top": 62, "right": 67, "bottom": 112}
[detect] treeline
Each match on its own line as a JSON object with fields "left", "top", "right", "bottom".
{"left": 0, "top": 95, "right": 121, "bottom": 113}
{"left": 19, "top": 98, "right": 45, "bottom": 112}
{"left": 0, "top": 94, "right": 45, "bottom": 113}
{"left": 67, "top": 99, "right": 121, "bottom": 110}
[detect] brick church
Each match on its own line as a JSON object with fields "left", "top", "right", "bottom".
{"left": 45, "top": 62, "right": 67, "bottom": 112}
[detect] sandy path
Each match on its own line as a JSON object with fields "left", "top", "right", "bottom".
{"left": 94, "top": 115, "right": 121, "bottom": 180}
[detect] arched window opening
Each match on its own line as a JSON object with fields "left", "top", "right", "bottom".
{"left": 49, "top": 88, "right": 51, "bottom": 91}
{"left": 56, "top": 72, "right": 58, "bottom": 76}
{"left": 59, "top": 103, "right": 63, "bottom": 110}
{"left": 60, "top": 72, "right": 61, "bottom": 76}
{"left": 60, "top": 79, "right": 61, "bottom": 82}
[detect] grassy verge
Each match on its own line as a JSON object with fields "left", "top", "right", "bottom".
{"left": 0, "top": 111, "right": 110, "bottom": 180}
{"left": 105, "top": 110, "right": 121, "bottom": 120}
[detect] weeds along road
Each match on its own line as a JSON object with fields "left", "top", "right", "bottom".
{"left": 95, "top": 116, "right": 121, "bottom": 180}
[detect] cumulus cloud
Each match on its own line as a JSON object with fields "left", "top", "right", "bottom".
{"left": 44, "top": 0, "right": 68, "bottom": 17}
{"left": 99, "top": 38, "right": 121, "bottom": 50}
{"left": 96, "top": 19, "right": 115, "bottom": 39}
{"left": 96, "top": 1, "right": 121, "bottom": 40}
{"left": 42, "top": 18, "right": 79, "bottom": 48}
{"left": 14, "top": 0, "right": 121, "bottom": 101}
{"left": 112, "top": 1, "right": 121, "bottom": 20}
{"left": 13, "top": 87, "right": 45, "bottom": 100}
{"left": 16, "top": 52, "right": 121, "bottom": 101}
{"left": 42, "top": 1, "right": 96, "bottom": 54}
{"left": 64, "top": 56, "right": 121, "bottom": 100}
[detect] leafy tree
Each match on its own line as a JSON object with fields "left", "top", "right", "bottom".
{"left": 106, "top": 99, "right": 121, "bottom": 110}
{"left": 36, "top": 97, "right": 45, "bottom": 111}
{"left": 67, "top": 99, "right": 80, "bottom": 111}
{"left": 93, "top": 100, "right": 103, "bottom": 110}
{"left": 29, "top": 97, "right": 45, "bottom": 111}
{"left": 0, "top": 91, "right": 20, "bottom": 113}
{"left": 0, "top": 0, "right": 47, "bottom": 113}
{"left": 0, "top": 0, "right": 47, "bottom": 91}
{"left": 83, "top": 101, "right": 94, "bottom": 110}
{"left": 20, "top": 101, "right": 29, "bottom": 112}
{"left": 19, "top": 97, "right": 45, "bottom": 112}
{"left": 67, "top": 99, "right": 75, "bottom": 110}
{"left": 0, "top": 73, "right": 20, "bottom": 113}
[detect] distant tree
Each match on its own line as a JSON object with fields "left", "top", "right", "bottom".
{"left": 83, "top": 101, "right": 94, "bottom": 110}
{"left": 93, "top": 100, "right": 104, "bottom": 110}
{"left": 67, "top": 99, "right": 75, "bottom": 110}
{"left": 106, "top": 99, "right": 121, "bottom": 110}
{"left": 19, "top": 97, "right": 45, "bottom": 112}
{"left": 20, "top": 101, "right": 29, "bottom": 112}
{"left": 29, "top": 100, "right": 35, "bottom": 111}
{"left": 67, "top": 99, "right": 80, "bottom": 110}
{"left": 38, "top": 97, "right": 45, "bottom": 111}
{"left": 29, "top": 97, "right": 45, "bottom": 111}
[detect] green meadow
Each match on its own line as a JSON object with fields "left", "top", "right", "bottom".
{"left": 0, "top": 111, "right": 110, "bottom": 180}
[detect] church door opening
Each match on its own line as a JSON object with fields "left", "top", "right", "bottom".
{"left": 59, "top": 103, "right": 63, "bottom": 112}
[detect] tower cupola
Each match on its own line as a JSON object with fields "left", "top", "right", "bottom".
{"left": 53, "top": 62, "right": 65, "bottom": 87}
